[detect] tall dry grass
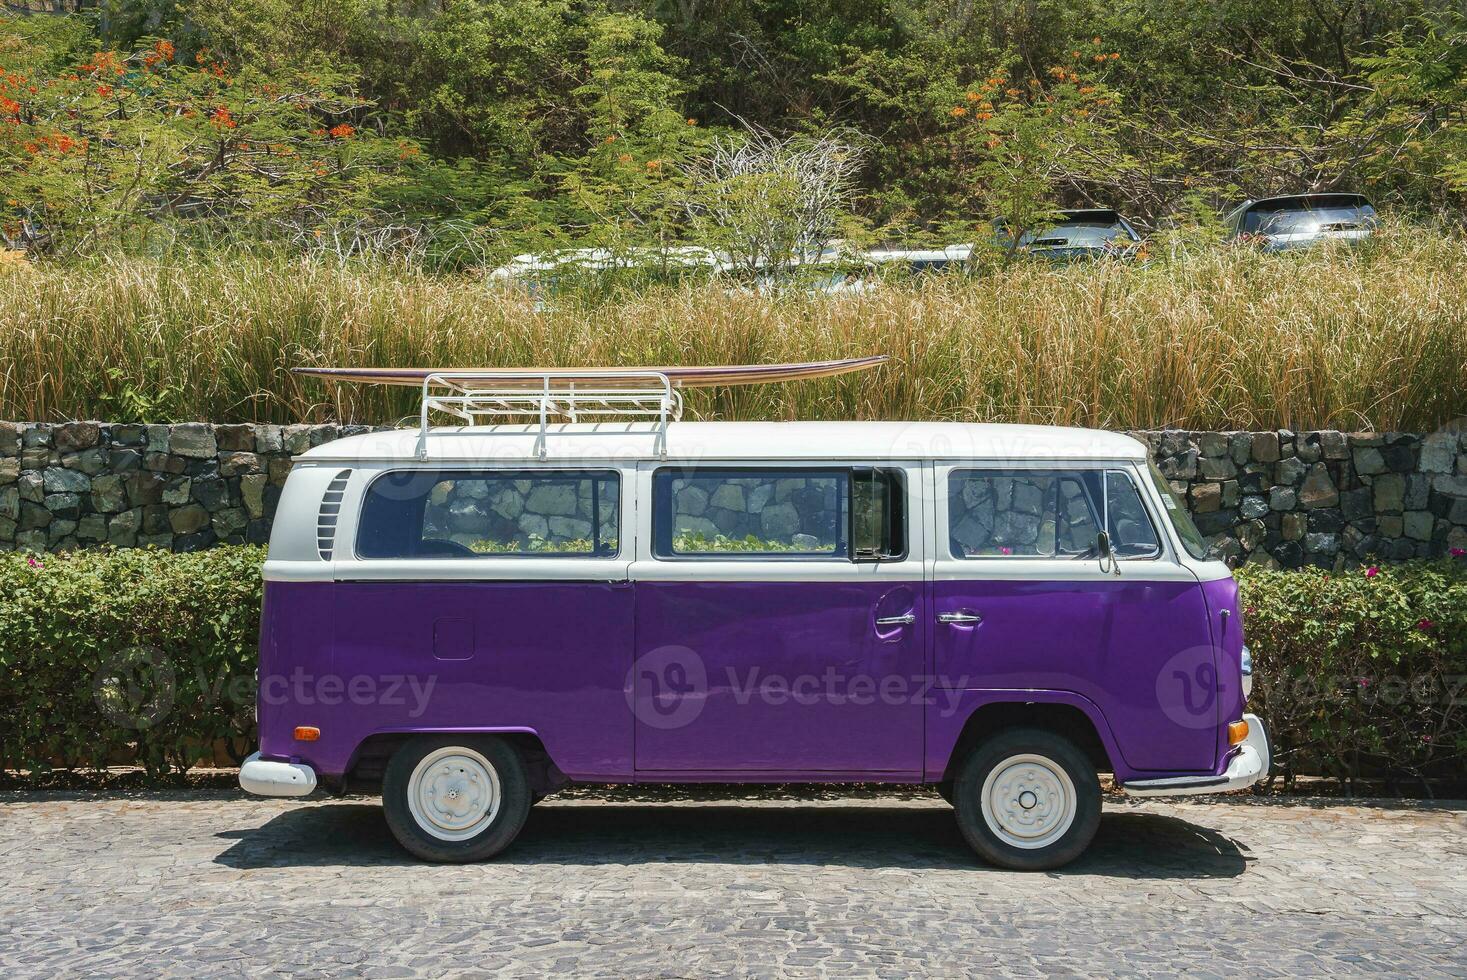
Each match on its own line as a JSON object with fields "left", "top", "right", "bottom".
{"left": 2, "top": 229, "right": 1465, "bottom": 429}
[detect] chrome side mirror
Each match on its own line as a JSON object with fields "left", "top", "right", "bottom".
{"left": 1097, "top": 531, "right": 1120, "bottom": 576}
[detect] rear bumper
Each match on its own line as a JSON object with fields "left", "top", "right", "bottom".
{"left": 1122, "top": 714, "right": 1271, "bottom": 798}
{"left": 239, "top": 751, "right": 318, "bottom": 798}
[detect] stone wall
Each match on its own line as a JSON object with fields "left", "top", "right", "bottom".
{"left": 1136, "top": 429, "right": 1467, "bottom": 568}
{"left": 2, "top": 421, "right": 1465, "bottom": 567}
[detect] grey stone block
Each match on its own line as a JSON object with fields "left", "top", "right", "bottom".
{"left": 1251, "top": 432, "right": 1281, "bottom": 463}
{"left": 42, "top": 468, "right": 91, "bottom": 494}
{"left": 53, "top": 422, "right": 100, "bottom": 453}
{"left": 1419, "top": 432, "right": 1456, "bottom": 474}
{"left": 169, "top": 423, "right": 217, "bottom": 459}
{"left": 1353, "top": 448, "right": 1386, "bottom": 475}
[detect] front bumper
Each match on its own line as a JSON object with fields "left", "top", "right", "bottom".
{"left": 1122, "top": 713, "right": 1271, "bottom": 798}
{"left": 239, "top": 751, "right": 318, "bottom": 798}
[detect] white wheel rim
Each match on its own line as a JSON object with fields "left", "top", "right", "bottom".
{"left": 980, "top": 753, "right": 1077, "bottom": 851}
{"left": 407, "top": 746, "right": 502, "bottom": 842}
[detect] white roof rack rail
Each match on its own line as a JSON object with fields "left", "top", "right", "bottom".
{"left": 290, "top": 357, "right": 888, "bottom": 460}
{"left": 414, "top": 370, "right": 682, "bottom": 459}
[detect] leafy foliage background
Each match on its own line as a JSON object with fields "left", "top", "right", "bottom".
{"left": 2, "top": 1, "right": 1465, "bottom": 260}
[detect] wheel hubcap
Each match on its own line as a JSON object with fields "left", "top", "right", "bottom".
{"left": 407, "top": 747, "right": 502, "bottom": 842}
{"left": 980, "top": 753, "right": 1077, "bottom": 851}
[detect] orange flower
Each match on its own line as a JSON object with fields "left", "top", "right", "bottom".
{"left": 1005, "top": 88, "right": 1022, "bottom": 97}
{"left": 976, "top": 111, "right": 993, "bottom": 121}
{"left": 617, "top": 152, "right": 632, "bottom": 163}
{"left": 96, "top": 84, "right": 113, "bottom": 98}
{"left": 1070, "top": 50, "right": 1082, "bottom": 60}
{"left": 328, "top": 123, "right": 355, "bottom": 139}
{"left": 154, "top": 39, "right": 175, "bottom": 61}
{"left": 1092, "top": 36, "right": 1102, "bottom": 45}
{"left": 604, "top": 134, "right": 617, "bottom": 143}
{"left": 1079, "top": 85, "right": 1096, "bottom": 95}
{"left": 950, "top": 106, "right": 968, "bottom": 117}
{"left": 209, "top": 106, "right": 236, "bottom": 129}
{"left": 686, "top": 117, "right": 696, "bottom": 126}
{"left": 965, "top": 91, "right": 981, "bottom": 102}
{"left": 1109, "top": 51, "right": 1120, "bottom": 60}
{"left": 645, "top": 158, "right": 662, "bottom": 171}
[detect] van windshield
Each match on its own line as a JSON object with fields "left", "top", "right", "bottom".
{"left": 1146, "top": 462, "right": 1211, "bottom": 560}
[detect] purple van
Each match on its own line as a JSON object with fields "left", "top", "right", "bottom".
{"left": 241, "top": 418, "right": 1268, "bottom": 870}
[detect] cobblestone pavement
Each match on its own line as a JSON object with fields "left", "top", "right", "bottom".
{"left": 1, "top": 789, "right": 1464, "bottom": 977}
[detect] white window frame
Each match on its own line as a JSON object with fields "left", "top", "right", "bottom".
{"left": 631, "top": 459, "right": 926, "bottom": 583}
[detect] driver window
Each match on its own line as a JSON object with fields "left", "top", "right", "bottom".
{"left": 948, "top": 469, "right": 1158, "bottom": 560}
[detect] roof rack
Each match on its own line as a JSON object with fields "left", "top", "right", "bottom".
{"left": 415, "top": 370, "right": 682, "bottom": 459}
{"left": 290, "top": 357, "right": 888, "bottom": 461}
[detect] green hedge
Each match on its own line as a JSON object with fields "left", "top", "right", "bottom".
{"left": 1238, "top": 559, "right": 1467, "bottom": 789}
{"left": 2, "top": 547, "right": 1465, "bottom": 787}
{"left": 0, "top": 546, "right": 263, "bottom": 777}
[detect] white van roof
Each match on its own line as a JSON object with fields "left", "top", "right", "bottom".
{"left": 298, "top": 421, "right": 1147, "bottom": 464}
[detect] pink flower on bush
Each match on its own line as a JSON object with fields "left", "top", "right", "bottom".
{"left": 1423, "top": 735, "right": 1433, "bottom": 744}
{"left": 1416, "top": 618, "right": 1434, "bottom": 631}
{"left": 1364, "top": 566, "right": 1380, "bottom": 578}
{"left": 1357, "top": 677, "right": 1370, "bottom": 688}
{"left": 1452, "top": 548, "right": 1466, "bottom": 559}
{"left": 1000, "top": 546, "right": 1013, "bottom": 555}
{"left": 26, "top": 555, "right": 42, "bottom": 569}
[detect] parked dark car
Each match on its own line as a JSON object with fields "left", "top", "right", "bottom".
{"left": 994, "top": 209, "right": 1145, "bottom": 262}
{"left": 1224, "top": 193, "right": 1377, "bottom": 250}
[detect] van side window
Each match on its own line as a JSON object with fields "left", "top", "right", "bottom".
{"left": 652, "top": 467, "right": 908, "bottom": 560}
{"left": 654, "top": 468, "right": 847, "bottom": 557}
{"left": 356, "top": 470, "right": 619, "bottom": 559}
{"left": 948, "top": 469, "right": 1158, "bottom": 559}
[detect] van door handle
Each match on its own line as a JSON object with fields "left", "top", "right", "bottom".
{"left": 937, "top": 611, "right": 982, "bottom": 625}
{"left": 875, "top": 613, "right": 916, "bottom": 626}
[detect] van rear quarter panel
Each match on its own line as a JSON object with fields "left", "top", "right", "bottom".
{"left": 258, "top": 579, "right": 635, "bottom": 779}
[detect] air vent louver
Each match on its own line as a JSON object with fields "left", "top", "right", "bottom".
{"left": 317, "top": 469, "right": 352, "bottom": 560}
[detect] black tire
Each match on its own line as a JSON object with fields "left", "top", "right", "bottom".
{"left": 951, "top": 728, "right": 1101, "bottom": 871}
{"left": 935, "top": 781, "right": 955, "bottom": 806}
{"left": 382, "top": 735, "right": 531, "bottom": 862}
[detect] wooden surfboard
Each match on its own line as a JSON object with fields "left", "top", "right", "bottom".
{"left": 292, "top": 356, "right": 887, "bottom": 389}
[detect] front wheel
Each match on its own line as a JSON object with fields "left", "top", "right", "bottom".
{"left": 383, "top": 735, "right": 531, "bottom": 862}
{"left": 952, "top": 728, "right": 1101, "bottom": 871}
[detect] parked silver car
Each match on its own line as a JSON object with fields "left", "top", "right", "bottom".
{"left": 1224, "top": 193, "right": 1377, "bottom": 250}
{"left": 994, "top": 208, "right": 1145, "bottom": 262}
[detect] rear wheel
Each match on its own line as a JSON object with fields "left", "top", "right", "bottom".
{"left": 952, "top": 728, "right": 1100, "bottom": 871}
{"left": 383, "top": 735, "right": 531, "bottom": 862}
